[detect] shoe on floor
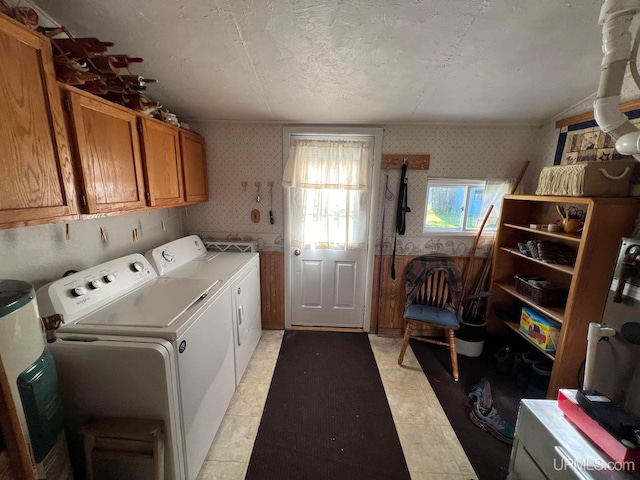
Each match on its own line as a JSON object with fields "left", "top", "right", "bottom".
{"left": 469, "top": 403, "right": 515, "bottom": 445}
{"left": 468, "top": 378, "right": 493, "bottom": 411}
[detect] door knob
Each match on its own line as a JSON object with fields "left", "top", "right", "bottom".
{"left": 294, "top": 249, "right": 301, "bottom": 256}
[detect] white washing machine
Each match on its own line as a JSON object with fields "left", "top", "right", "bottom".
{"left": 145, "top": 235, "right": 262, "bottom": 385}
{"left": 36, "top": 253, "right": 237, "bottom": 480}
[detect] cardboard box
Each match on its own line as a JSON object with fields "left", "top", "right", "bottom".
{"left": 519, "top": 307, "right": 560, "bottom": 352}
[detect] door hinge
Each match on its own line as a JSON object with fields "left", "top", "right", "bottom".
{"left": 63, "top": 98, "right": 71, "bottom": 112}
{"left": 81, "top": 195, "right": 87, "bottom": 206}
{"left": 145, "top": 192, "right": 150, "bottom": 201}
{"left": 136, "top": 121, "right": 143, "bottom": 132}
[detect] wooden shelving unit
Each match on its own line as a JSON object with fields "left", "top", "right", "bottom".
{"left": 487, "top": 195, "right": 639, "bottom": 398}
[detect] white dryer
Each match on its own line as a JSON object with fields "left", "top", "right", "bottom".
{"left": 37, "top": 254, "right": 237, "bottom": 480}
{"left": 145, "top": 235, "right": 262, "bottom": 385}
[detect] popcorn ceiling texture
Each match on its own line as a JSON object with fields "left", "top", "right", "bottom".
{"left": 182, "top": 122, "right": 544, "bottom": 254}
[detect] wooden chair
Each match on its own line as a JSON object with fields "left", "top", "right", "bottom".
{"left": 397, "top": 257, "right": 463, "bottom": 381}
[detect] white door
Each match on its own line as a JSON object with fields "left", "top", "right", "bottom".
{"left": 292, "top": 247, "right": 367, "bottom": 327}
{"left": 283, "top": 128, "right": 382, "bottom": 329}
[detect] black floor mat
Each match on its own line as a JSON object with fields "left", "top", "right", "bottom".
{"left": 245, "top": 330, "right": 411, "bottom": 480}
{"left": 410, "top": 337, "right": 527, "bottom": 480}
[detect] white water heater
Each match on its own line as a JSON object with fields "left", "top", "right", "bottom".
{"left": 0, "top": 280, "right": 72, "bottom": 479}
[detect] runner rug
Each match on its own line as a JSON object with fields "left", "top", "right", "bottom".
{"left": 410, "top": 338, "right": 523, "bottom": 480}
{"left": 245, "top": 330, "right": 411, "bottom": 480}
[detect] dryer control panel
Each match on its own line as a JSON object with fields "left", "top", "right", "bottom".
{"left": 145, "top": 235, "right": 208, "bottom": 275}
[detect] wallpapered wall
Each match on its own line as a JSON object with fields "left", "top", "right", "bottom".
{"left": 0, "top": 209, "right": 183, "bottom": 288}
{"left": 182, "top": 122, "right": 544, "bottom": 255}
{"left": 183, "top": 78, "right": 640, "bottom": 254}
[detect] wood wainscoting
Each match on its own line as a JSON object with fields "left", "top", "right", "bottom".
{"left": 372, "top": 255, "right": 487, "bottom": 335}
{"left": 259, "top": 251, "right": 285, "bottom": 330}
{"left": 259, "top": 251, "right": 489, "bottom": 333}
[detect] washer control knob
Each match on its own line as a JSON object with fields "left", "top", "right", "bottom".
{"left": 88, "top": 279, "right": 102, "bottom": 289}
{"left": 131, "top": 261, "right": 144, "bottom": 272}
{"left": 73, "top": 286, "right": 87, "bottom": 297}
{"left": 162, "top": 250, "right": 174, "bottom": 262}
{"left": 103, "top": 273, "right": 116, "bottom": 283}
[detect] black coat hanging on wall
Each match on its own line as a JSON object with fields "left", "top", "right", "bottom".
{"left": 391, "top": 161, "right": 410, "bottom": 280}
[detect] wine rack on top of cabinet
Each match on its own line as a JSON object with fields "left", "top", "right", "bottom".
{"left": 486, "top": 195, "right": 639, "bottom": 398}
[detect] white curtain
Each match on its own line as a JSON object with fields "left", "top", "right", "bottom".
{"left": 283, "top": 139, "right": 371, "bottom": 250}
{"left": 480, "top": 179, "right": 514, "bottom": 229}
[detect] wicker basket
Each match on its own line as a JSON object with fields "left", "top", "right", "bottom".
{"left": 535, "top": 159, "right": 636, "bottom": 197}
{"left": 514, "top": 276, "right": 568, "bottom": 307}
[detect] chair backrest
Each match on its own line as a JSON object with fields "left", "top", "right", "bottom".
{"left": 405, "top": 257, "right": 463, "bottom": 313}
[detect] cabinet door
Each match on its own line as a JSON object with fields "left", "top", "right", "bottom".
{"left": 0, "top": 15, "right": 77, "bottom": 227}
{"left": 179, "top": 131, "right": 208, "bottom": 203}
{"left": 66, "top": 90, "right": 146, "bottom": 213}
{"left": 140, "top": 118, "right": 184, "bottom": 207}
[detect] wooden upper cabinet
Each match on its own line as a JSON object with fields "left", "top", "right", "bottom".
{"left": 139, "top": 118, "right": 184, "bottom": 207}
{"left": 180, "top": 131, "right": 208, "bottom": 203}
{"left": 0, "top": 14, "right": 77, "bottom": 228}
{"left": 64, "top": 88, "right": 146, "bottom": 213}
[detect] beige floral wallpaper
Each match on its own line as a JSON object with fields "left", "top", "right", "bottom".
{"left": 182, "top": 122, "right": 544, "bottom": 254}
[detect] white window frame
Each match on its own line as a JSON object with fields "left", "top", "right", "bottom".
{"left": 423, "top": 178, "right": 487, "bottom": 235}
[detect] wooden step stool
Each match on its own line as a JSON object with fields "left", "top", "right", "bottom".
{"left": 78, "top": 417, "right": 164, "bottom": 480}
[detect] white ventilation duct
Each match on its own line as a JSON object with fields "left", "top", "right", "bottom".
{"left": 594, "top": 0, "right": 640, "bottom": 160}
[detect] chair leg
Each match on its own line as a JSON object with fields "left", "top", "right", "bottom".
{"left": 398, "top": 320, "right": 413, "bottom": 365}
{"left": 448, "top": 328, "right": 459, "bottom": 381}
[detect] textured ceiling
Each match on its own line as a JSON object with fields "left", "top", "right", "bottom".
{"left": 32, "top": 0, "right": 611, "bottom": 125}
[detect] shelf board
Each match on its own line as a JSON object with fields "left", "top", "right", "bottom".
{"left": 503, "top": 321, "right": 556, "bottom": 361}
{"left": 494, "top": 282, "right": 565, "bottom": 324}
{"left": 499, "top": 247, "right": 575, "bottom": 275}
{"left": 502, "top": 223, "right": 582, "bottom": 243}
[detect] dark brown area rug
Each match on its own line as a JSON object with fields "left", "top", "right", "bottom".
{"left": 410, "top": 337, "right": 524, "bottom": 480}
{"left": 245, "top": 330, "right": 411, "bottom": 480}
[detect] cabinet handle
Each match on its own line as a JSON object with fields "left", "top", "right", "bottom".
{"left": 237, "top": 305, "right": 243, "bottom": 346}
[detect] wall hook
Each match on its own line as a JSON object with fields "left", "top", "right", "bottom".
{"left": 255, "top": 181, "right": 261, "bottom": 202}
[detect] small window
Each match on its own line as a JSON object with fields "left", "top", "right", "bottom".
{"left": 424, "top": 178, "right": 494, "bottom": 234}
